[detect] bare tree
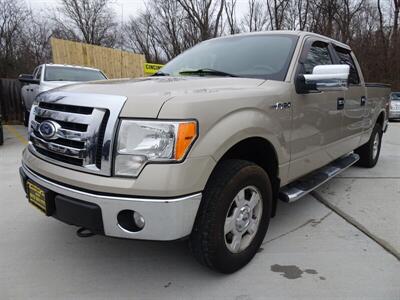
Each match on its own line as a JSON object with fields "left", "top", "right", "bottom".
{"left": 297, "top": 0, "right": 311, "bottom": 30}
{"left": 0, "top": 0, "right": 29, "bottom": 77}
{"left": 394, "top": 0, "right": 400, "bottom": 38}
{"left": 23, "top": 11, "right": 53, "bottom": 66}
{"left": 334, "top": 0, "right": 365, "bottom": 43}
{"left": 148, "top": 0, "right": 187, "bottom": 60}
{"left": 241, "top": 0, "right": 268, "bottom": 32}
{"left": 225, "top": 0, "right": 240, "bottom": 34}
{"left": 124, "top": 12, "right": 160, "bottom": 63}
{"left": 176, "top": 0, "right": 225, "bottom": 41}
{"left": 266, "top": 0, "right": 291, "bottom": 30}
{"left": 54, "top": 0, "right": 117, "bottom": 47}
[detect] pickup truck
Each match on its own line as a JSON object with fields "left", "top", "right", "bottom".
{"left": 19, "top": 31, "right": 390, "bottom": 273}
{"left": 18, "top": 64, "right": 107, "bottom": 126}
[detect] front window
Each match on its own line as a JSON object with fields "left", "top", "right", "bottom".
{"left": 160, "top": 34, "right": 298, "bottom": 81}
{"left": 44, "top": 66, "right": 106, "bottom": 82}
{"left": 303, "top": 41, "right": 332, "bottom": 74}
{"left": 35, "top": 66, "right": 42, "bottom": 80}
{"left": 335, "top": 46, "right": 360, "bottom": 84}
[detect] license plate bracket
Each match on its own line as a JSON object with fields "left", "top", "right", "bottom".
{"left": 26, "top": 180, "right": 54, "bottom": 216}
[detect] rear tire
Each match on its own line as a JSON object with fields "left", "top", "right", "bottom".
{"left": 355, "top": 123, "right": 382, "bottom": 168}
{"left": 189, "top": 159, "right": 272, "bottom": 273}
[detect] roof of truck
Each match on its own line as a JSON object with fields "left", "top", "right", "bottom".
{"left": 42, "top": 64, "right": 102, "bottom": 72}
{"left": 211, "top": 30, "right": 351, "bottom": 50}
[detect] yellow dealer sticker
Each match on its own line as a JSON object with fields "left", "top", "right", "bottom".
{"left": 144, "top": 63, "right": 164, "bottom": 75}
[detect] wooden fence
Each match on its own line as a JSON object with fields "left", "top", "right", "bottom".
{"left": 0, "top": 79, "right": 23, "bottom": 124}
{"left": 51, "top": 38, "right": 146, "bottom": 79}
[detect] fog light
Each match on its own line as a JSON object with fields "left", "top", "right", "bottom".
{"left": 117, "top": 210, "right": 145, "bottom": 232}
{"left": 133, "top": 211, "right": 145, "bottom": 229}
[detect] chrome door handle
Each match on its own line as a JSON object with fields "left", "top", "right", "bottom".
{"left": 361, "top": 96, "right": 366, "bottom": 106}
{"left": 337, "top": 97, "right": 345, "bottom": 110}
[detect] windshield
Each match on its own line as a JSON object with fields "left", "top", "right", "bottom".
{"left": 44, "top": 66, "right": 106, "bottom": 82}
{"left": 160, "top": 34, "right": 298, "bottom": 81}
{"left": 391, "top": 93, "right": 400, "bottom": 100}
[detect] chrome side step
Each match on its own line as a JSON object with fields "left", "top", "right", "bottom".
{"left": 279, "top": 153, "right": 359, "bottom": 203}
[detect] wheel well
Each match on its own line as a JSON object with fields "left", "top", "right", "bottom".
{"left": 218, "top": 137, "right": 280, "bottom": 216}
{"left": 376, "top": 111, "right": 385, "bottom": 128}
{"left": 220, "top": 137, "right": 278, "bottom": 179}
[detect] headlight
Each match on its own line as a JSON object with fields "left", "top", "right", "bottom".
{"left": 114, "top": 120, "right": 197, "bottom": 177}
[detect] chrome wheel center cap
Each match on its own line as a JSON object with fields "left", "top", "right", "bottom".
{"left": 235, "top": 206, "right": 251, "bottom": 232}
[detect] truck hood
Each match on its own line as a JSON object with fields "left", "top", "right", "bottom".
{"left": 56, "top": 77, "right": 266, "bottom": 118}
{"left": 39, "top": 81, "right": 78, "bottom": 92}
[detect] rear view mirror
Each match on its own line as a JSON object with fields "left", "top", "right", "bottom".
{"left": 18, "top": 74, "right": 39, "bottom": 84}
{"left": 296, "top": 64, "right": 350, "bottom": 94}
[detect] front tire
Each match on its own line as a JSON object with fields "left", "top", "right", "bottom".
{"left": 189, "top": 160, "right": 272, "bottom": 273}
{"left": 355, "top": 123, "right": 382, "bottom": 168}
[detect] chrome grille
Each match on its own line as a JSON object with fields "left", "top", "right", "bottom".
{"left": 28, "top": 91, "right": 127, "bottom": 176}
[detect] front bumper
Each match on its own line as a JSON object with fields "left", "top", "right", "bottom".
{"left": 20, "top": 163, "right": 202, "bottom": 241}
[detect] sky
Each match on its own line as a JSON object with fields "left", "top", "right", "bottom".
{"left": 25, "top": 0, "right": 249, "bottom": 21}
{"left": 25, "top": 0, "right": 147, "bottom": 20}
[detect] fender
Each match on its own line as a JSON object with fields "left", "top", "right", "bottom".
{"left": 191, "top": 107, "right": 289, "bottom": 164}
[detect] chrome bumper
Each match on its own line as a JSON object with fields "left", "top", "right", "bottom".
{"left": 21, "top": 164, "right": 202, "bottom": 241}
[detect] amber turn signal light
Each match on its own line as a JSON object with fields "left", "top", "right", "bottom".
{"left": 175, "top": 121, "right": 197, "bottom": 160}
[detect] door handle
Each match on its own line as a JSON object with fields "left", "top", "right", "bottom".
{"left": 361, "top": 96, "right": 366, "bottom": 106}
{"left": 337, "top": 97, "right": 345, "bottom": 110}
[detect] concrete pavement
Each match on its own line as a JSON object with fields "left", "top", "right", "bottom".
{"left": 315, "top": 123, "right": 400, "bottom": 259}
{"left": 0, "top": 125, "right": 399, "bottom": 300}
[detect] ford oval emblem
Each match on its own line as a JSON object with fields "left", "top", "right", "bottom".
{"left": 38, "top": 120, "right": 58, "bottom": 139}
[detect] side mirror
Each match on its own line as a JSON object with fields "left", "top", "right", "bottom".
{"left": 18, "top": 74, "right": 39, "bottom": 84}
{"left": 296, "top": 64, "right": 350, "bottom": 94}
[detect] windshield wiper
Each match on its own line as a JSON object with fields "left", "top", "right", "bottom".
{"left": 179, "top": 68, "right": 237, "bottom": 77}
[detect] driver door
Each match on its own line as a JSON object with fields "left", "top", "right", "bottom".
{"left": 289, "top": 38, "right": 345, "bottom": 181}
{"left": 22, "top": 67, "right": 38, "bottom": 111}
{"left": 30, "top": 66, "right": 42, "bottom": 103}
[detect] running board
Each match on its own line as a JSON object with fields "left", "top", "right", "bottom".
{"left": 279, "top": 153, "right": 359, "bottom": 203}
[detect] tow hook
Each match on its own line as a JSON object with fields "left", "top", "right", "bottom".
{"left": 76, "top": 227, "right": 95, "bottom": 238}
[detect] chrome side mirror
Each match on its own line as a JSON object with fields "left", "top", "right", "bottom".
{"left": 296, "top": 64, "right": 350, "bottom": 94}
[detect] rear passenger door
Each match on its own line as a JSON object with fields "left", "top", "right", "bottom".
{"left": 333, "top": 46, "right": 365, "bottom": 152}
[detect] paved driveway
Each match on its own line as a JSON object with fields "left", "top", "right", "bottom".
{"left": 0, "top": 125, "right": 399, "bottom": 300}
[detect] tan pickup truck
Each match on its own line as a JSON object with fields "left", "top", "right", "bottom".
{"left": 20, "top": 31, "right": 390, "bottom": 273}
